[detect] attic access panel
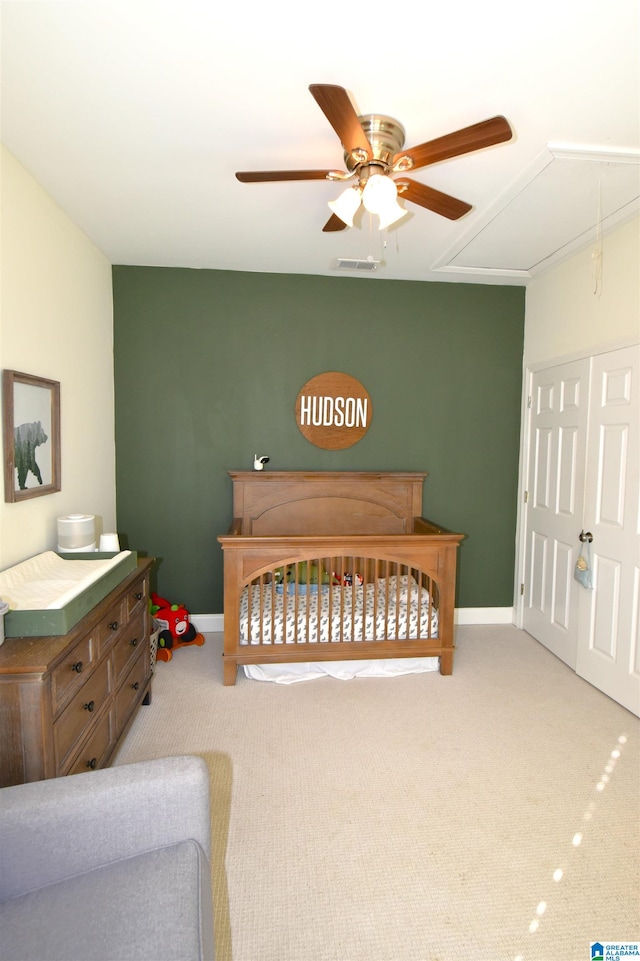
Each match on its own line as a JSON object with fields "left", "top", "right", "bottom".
{"left": 432, "top": 146, "right": 640, "bottom": 279}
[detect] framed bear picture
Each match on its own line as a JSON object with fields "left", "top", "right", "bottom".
{"left": 3, "top": 369, "right": 61, "bottom": 502}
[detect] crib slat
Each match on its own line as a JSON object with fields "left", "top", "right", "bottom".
{"left": 349, "top": 556, "right": 355, "bottom": 642}
{"left": 270, "top": 573, "right": 276, "bottom": 645}
{"left": 247, "top": 577, "right": 254, "bottom": 644}
{"left": 384, "top": 560, "right": 390, "bottom": 640}
{"left": 339, "top": 556, "right": 346, "bottom": 642}
{"left": 258, "top": 573, "right": 264, "bottom": 645}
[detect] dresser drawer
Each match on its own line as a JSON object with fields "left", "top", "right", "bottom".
{"left": 63, "top": 705, "right": 115, "bottom": 776}
{"left": 96, "top": 598, "right": 126, "bottom": 657}
{"left": 51, "top": 633, "right": 95, "bottom": 712}
{"left": 113, "top": 614, "right": 146, "bottom": 681}
{"left": 115, "top": 648, "right": 150, "bottom": 730}
{"left": 126, "top": 578, "right": 148, "bottom": 620}
{"left": 54, "top": 656, "right": 113, "bottom": 769}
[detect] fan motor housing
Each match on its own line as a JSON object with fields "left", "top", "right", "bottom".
{"left": 344, "top": 115, "right": 406, "bottom": 175}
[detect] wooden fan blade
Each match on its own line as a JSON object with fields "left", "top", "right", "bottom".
{"left": 322, "top": 213, "right": 348, "bottom": 232}
{"left": 396, "top": 179, "right": 472, "bottom": 220}
{"left": 236, "top": 170, "right": 337, "bottom": 183}
{"left": 309, "top": 84, "right": 372, "bottom": 159}
{"left": 394, "top": 116, "right": 513, "bottom": 172}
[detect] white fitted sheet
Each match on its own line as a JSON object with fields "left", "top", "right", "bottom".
{"left": 239, "top": 574, "right": 438, "bottom": 645}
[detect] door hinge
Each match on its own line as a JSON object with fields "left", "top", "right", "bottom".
{"left": 527, "top": 395, "right": 532, "bottom": 409}
{"left": 520, "top": 582, "right": 525, "bottom": 596}
{"left": 524, "top": 490, "right": 529, "bottom": 503}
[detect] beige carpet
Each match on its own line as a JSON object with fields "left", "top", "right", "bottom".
{"left": 113, "top": 626, "right": 640, "bottom": 961}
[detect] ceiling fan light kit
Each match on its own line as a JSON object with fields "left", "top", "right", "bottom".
{"left": 376, "top": 199, "right": 409, "bottom": 230}
{"left": 328, "top": 185, "right": 362, "bottom": 227}
{"left": 360, "top": 173, "right": 408, "bottom": 229}
{"left": 235, "top": 84, "right": 513, "bottom": 236}
{"left": 327, "top": 175, "right": 408, "bottom": 231}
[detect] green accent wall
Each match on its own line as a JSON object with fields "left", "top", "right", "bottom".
{"left": 113, "top": 267, "right": 524, "bottom": 613}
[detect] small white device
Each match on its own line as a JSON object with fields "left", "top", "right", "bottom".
{"left": 254, "top": 454, "right": 270, "bottom": 471}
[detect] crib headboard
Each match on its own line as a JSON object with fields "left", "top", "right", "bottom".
{"left": 228, "top": 471, "right": 427, "bottom": 536}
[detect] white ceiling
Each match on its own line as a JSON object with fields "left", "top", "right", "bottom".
{"left": 2, "top": 0, "right": 639, "bottom": 285}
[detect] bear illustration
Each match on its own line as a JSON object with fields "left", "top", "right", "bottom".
{"left": 14, "top": 420, "right": 48, "bottom": 489}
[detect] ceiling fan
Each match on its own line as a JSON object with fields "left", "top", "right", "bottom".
{"left": 236, "top": 84, "right": 514, "bottom": 233}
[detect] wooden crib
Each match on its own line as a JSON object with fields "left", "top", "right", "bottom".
{"left": 218, "top": 471, "right": 464, "bottom": 685}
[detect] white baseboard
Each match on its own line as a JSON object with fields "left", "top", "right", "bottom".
{"left": 192, "top": 614, "right": 224, "bottom": 633}
{"left": 193, "top": 609, "right": 514, "bottom": 634}
{"left": 455, "top": 607, "right": 514, "bottom": 625}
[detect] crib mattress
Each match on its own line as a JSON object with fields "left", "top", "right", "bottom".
{"left": 0, "top": 551, "right": 137, "bottom": 636}
{"left": 240, "top": 574, "right": 438, "bottom": 645}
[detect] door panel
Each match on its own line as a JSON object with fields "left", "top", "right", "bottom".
{"left": 533, "top": 425, "right": 552, "bottom": 509}
{"left": 552, "top": 539, "right": 573, "bottom": 630}
{"left": 522, "top": 359, "right": 590, "bottom": 667}
{"left": 558, "top": 426, "right": 579, "bottom": 515}
{"left": 597, "top": 423, "right": 627, "bottom": 526}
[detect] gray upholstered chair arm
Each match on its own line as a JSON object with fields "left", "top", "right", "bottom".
{"left": 0, "top": 755, "right": 211, "bottom": 901}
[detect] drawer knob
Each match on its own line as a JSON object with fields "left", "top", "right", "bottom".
{"left": 130, "top": 637, "right": 138, "bottom": 647}
{"left": 109, "top": 621, "right": 118, "bottom": 631}
{"left": 131, "top": 681, "right": 139, "bottom": 691}
{"left": 87, "top": 757, "right": 97, "bottom": 770}
{"left": 84, "top": 700, "right": 95, "bottom": 712}
{"left": 71, "top": 661, "right": 83, "bottom": 673}
{"left": 135, "top": 591, "right": 143, "bottom": 600}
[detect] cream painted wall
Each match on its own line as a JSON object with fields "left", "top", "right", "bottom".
{"left": 524, "top": 214, "right": 640, "bottom": 367}
{"left": 514, "top": 212, "right": 639, "bottom": 616}
{"left": 0, "top": 145, "right": 116, "bottom": 570}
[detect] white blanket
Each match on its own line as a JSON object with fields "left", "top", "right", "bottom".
{"left": 244, "top": 657, "right": 439, "bottom": 683}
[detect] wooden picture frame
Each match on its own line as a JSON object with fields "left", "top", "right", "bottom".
{"left": 3, "top": 370, "right": 61, "bottom": 502}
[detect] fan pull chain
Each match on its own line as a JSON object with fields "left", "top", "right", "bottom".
{"left": 592, "top": 178, "right": 603, "bottom": 297}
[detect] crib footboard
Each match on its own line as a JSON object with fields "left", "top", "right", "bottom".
{"left": 218, "top": 533, "right": 460, "bottom": 685}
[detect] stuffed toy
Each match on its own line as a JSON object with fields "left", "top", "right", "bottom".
{"left": 274, "top": 562, "right": 332, "bottom": 585}
{"left": 151, "top": 592, "right": 205, "bottom": 662}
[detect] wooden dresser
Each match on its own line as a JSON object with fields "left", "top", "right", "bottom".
{"left": 0, "top": 557, "right": 154, "bottom": 787}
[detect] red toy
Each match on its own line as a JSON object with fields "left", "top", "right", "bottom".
{"left": 151, "top": 592, "right": 205, "bottom": 662}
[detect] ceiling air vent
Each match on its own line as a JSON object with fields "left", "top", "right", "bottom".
{"left": 335, "top": 258, "right": 381, "bottom": 272}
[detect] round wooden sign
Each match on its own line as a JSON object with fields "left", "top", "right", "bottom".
{"left": 295, "top": 372, "right": 372, "bottom": 450}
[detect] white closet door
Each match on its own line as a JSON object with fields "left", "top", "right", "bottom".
{"left": 522, "top": 358, "right": 590, "bottom": 668}
{"left": 575, "top": 344, "right": 640, "bottom": 716}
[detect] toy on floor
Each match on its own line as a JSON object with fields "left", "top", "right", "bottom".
{"left": 151, "top": 592, "right": 205, "bottom": 662}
